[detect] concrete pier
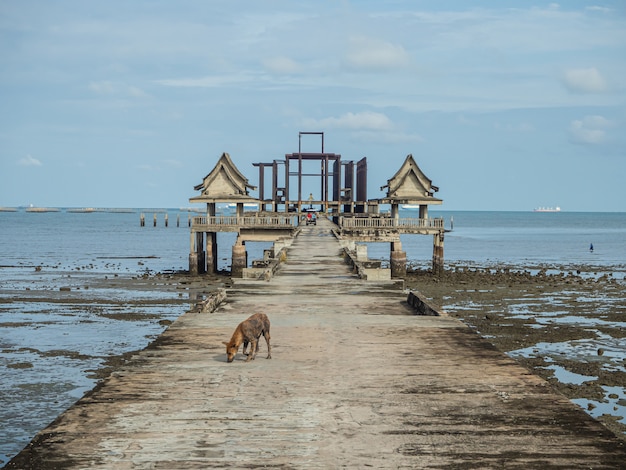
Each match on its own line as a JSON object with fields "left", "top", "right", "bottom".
{"left": 7, "top": 218, "right": 626, "bottom": 469}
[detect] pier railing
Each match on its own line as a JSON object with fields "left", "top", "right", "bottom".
{"left": 339, "top": 216, "right": 444, "bottom": 231}
{"left": 192, "top": 215, "right": 298, "bottom": 231}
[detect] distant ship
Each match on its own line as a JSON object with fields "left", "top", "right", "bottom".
{"left": 400, "top": 204, "right": 420, "bottom": 210}
{"left": 533, "top": 206, "right": 561, "bottom": 212}
{"left": 227, "top": 203, "right": 259, "bottom": 210}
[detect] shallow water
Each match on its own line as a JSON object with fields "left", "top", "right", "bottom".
{"left": 573, "top": 387, "right": 626, "bottom": 426}
{"left": 369, "top": 210, "right": 626, "bottom": 278}
{"left": 0, "top": 273, "right": 191, "bottom": 465}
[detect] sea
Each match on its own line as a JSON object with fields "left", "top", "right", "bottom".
{"left": 368, "top": 210, "right": 626, "bottom": 276}
{"left": 1, "top": 208, "right": 625, "bottom": 464}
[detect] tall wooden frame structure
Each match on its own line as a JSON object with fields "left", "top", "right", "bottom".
{"left": 254, "top": 132, "right": 367, "bottom": 214}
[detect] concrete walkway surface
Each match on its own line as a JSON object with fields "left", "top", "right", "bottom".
{"left": 6, "top": 218, "right": 626, "bottom": 469}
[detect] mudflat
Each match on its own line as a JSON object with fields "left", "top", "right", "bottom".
{"left": 405, "top": 265, "right": 626, "bottom": 438}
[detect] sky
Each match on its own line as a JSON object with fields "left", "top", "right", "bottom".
{"left": 1, "top": 1, "right": 625, "bottom": 211}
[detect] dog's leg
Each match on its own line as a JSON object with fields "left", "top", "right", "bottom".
{"left": 246, "top": 339, "right": 258, "bottom": 361}
{"left": 264, "top": 331, "right": 272, "bottom": 359}
{"left": 242, "top": 340, "right": 249, "bottom": 356}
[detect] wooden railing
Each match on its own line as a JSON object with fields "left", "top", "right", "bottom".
{"left": 339, "top": 217, "right": 444, "bottom": 230}
{"left": 192, "top": 215, "right": 298, "bottom": 229}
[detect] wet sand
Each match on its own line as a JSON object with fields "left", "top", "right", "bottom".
{"left": 405, "top": 264, "right": 626, "bottom": 439}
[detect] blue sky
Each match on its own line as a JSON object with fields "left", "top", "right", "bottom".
{"left": 1, "top": 1, "right": 625, "bottom": 211}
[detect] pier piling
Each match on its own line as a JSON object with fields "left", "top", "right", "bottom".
{"left": 231, "top": 240, "right": 247, "bottom": 278}
{"left": 390, "top": 240, "right": 407, "bottom": 278}
{"left": 433, "top": 231, "right": 445, "bottom": 274}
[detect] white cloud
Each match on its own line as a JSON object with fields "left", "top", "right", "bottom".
{"left": 494, "top": 122, "right": 535, "bottom": 132}
{"left": 89, "top": 81, "right": 149, "bottom": 98}
{"left": 163, "top": 159, "right": 183, "bottom": 168}
{"left": 457, "top": 115, "right": 479, "bottom": 126}
{"left": 136, "top": 164, "right": 159, "bottom": 171}
{"left": 351, "top": 130, "right": 423, "bottom": 144}
{"left": 586, "top": 6, "right": 612, "bottom": 14}
{"left": 136, "top": 159, "right": 181, "bottom": 171}
{"left": 156, "top": 73, "right": 253, "bottom": 88}
{"left": 127, "top": 85, "right": 149, "bottom": 98}
{"left": 562, "top": 67, "right": 608, "bottom": 93}
{"left": 301, "top": 111, "right": 422, "bottom": 144}
{"left": 127, "top": 129, "right": 156, "bottom": 137}
{"left": 303, "top": 111, "right": 394, "bottom": 131}
{"left": 262, "top": 56, "right": 300, "bottom": 75}
{"left": 17, "top": 154, "right": 42, "bottom": 166}
{"left": 569, "top": 115, "right": 614, "bottom": 144}
{"left": 88, "top": 81, "right": 116, "bottom": 94}
{"left": 345, "top": 36, "right": 410, "bottom": 70}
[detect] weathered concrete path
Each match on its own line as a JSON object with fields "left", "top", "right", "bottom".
{"left": 7, "top": 218, "right": 626, "bottom": 469}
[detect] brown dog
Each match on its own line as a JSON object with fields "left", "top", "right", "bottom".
{"left": 223, "top": 313, "right": 271, "bottom": 363}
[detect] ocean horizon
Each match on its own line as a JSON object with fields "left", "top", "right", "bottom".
{"left": 2, "top": 207, "right": 625, "bottom": 274}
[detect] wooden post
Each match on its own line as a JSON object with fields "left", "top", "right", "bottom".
{"left": 140, "top": 213, "right": 145, "bottom": 227}
{"left": 153, "top": 213, "right": 157, "bottom": 227}
{"left": 177, "top": 213, "right": 180, "bottom": 227}
{"left": 165, "top": 213, "right": 169, "bottom": 227}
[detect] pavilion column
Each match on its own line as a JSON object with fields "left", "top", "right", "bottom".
{"left": 206, "top": 232, "right": 217, "bottom": 274}
{"left": 197, "top": 232, "right": 206, "bottom": 274}
{"left": 390, "top": 240, "right": 406, "bottom": 278}
{"left": 189, "top": 231, "right": 205, "bottom": 275}
{"left": 189, "top": 231, "right": 198, "bottom": 276}
{"left": 231, "top": 237, "right": 247, "bottom": 278}
{"left": 432, "top": 231, "right": 445, "bottom": 275}
{"left": 391, "top": 204, "right": 399, "bottom": 221}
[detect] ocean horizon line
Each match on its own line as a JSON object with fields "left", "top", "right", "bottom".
{"left": 1, "top": 206, "right": 624, "bottom": 214}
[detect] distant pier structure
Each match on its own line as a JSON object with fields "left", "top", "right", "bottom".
{"left": 188, "top": 132, "right": 446, "bottom": 277}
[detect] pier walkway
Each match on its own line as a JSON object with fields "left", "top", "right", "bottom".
{"left": 7, "top": 218, "right": 626, "bottom": 469}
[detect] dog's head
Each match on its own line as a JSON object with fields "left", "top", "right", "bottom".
{"left": 222, "top": 341, "right": 237, "bottom": 362}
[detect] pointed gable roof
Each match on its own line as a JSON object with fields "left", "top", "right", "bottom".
{"left": 190, "top": 153, "right": 258, "bottom": 203}
{"left": 380, "top": 154, "right": 442, "bottom": 204}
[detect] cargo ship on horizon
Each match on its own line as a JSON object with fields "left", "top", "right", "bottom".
{"left": 533, "top": 206, "right": 561, "bottom": 212}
